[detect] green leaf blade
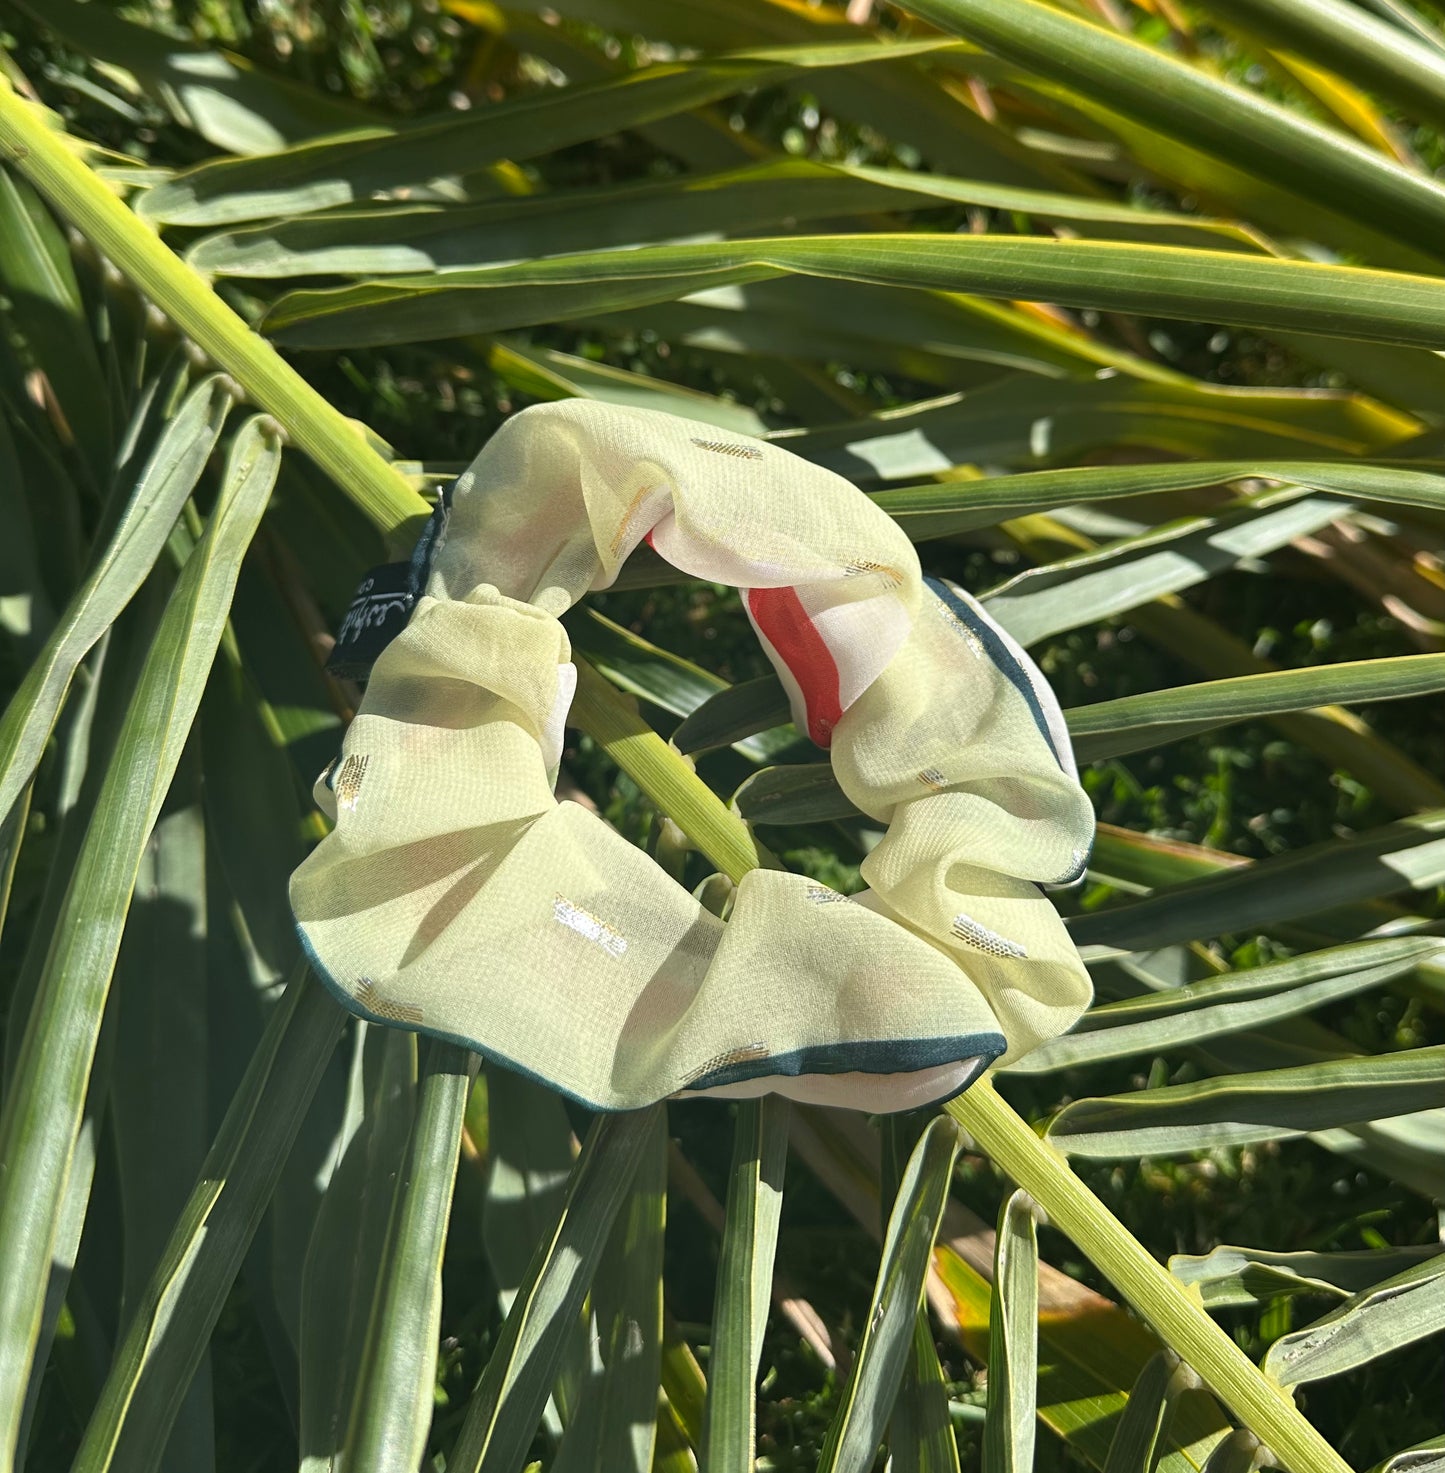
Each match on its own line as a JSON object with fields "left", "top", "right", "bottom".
{"left": 703, "top": 1098, "right": 788, "bottom": 1473}
{"left": 1008, "top": 938, "right": 1443, "bottom": 1074}
{"left": 1047, "top": 1046, "right": 1445, "bottom": 1157}
{"left": 341, "top": 1039, "right": 472, "bottom": 1473}
{"left": 297, "top": 1026, "right": 418, "bottom": 1473}
{"left": 1262, "top": 1251, "right": 1445, "bottom": 1387}
{"left": 817, "top": 1115, "right": 962, "bottom": 1473}
{"left": 141, "top": 41, "right": 950, "bottom": 227}
{"left": 552, "top": 1108, "right": 668, "bottom": 1473}
{"left": 448, "top": 1106, "right": 664, "bottom": 1473}
{"left": 73, "top": 968, "right": 347, "bottom": 1473}
{"left": 981, "top": 1190, "right": 1039, "bottom": 1473}
{"left": 1170, "top": 1243, "right": 1443, "bottom": 1312}
{"left": 0, "top": 414, "right": 280, "bottom": 1468}
{"left": 262, "top": 235, "right": 1445, "bottom": 351}
{"left": 1103, "top": 1351, "right": 1186, "bottom": 1473}
{"left": 0, "top": 374, "right": 233, "bottom": 833}
{"left": 895, "top": 0, "right": 1445, "bottom": 259}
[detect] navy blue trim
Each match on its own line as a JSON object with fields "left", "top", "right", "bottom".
{"left": 927, "top": 575, "right": 1093, "bottom": 885}
{"left": 296, "top": 921, "right": 1006, "bottom": 1113}
{"left": 935, "top": 1054, "right": 994, "bottom": 1108}
{"left": 926, "top": 575, "right": 1064, "bottom": 769}
{"left": 682, "top": 1030, "right": 1008, "bottom": 1093}
{"left": 296, "top": 923, "right": 621, "bottom": 1113}
{"left": 408, "top": 480, "right": 452, "bottom": 588}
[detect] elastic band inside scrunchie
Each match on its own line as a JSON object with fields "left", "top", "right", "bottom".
{"left": 290, "top": 400, "right": 1095, "bottom": 1113}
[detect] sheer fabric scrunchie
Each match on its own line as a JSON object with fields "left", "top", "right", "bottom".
{"left": 290, "top": 400, "right": 1095, "bottom": 1113}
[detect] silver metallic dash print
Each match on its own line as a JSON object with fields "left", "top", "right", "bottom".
{"left": 805, "top": 884, "right": 851, "bottom": 905}
{"left": 690, "top": 437, "right": 763, "bottom": 459}
{"left": 950, "top": 913, "right": 1028, "bottom": 959}
{"left": 936, "top": 599, "right": 985, "bottom": 657}
{"left": 553, "top": 895, "right": 628, "bottom": 959}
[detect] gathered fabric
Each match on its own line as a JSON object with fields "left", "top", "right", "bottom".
{"left": 290, "top": 400, "right": 1095, "bottom": 1112}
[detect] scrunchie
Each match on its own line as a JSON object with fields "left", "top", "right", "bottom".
{"left": 290, "top": 400, "right": 1094, "bottom": 1113}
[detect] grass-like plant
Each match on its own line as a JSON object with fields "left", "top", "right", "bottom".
{"left": 0, "top": 2, "right": 1442, "bottom": 1471}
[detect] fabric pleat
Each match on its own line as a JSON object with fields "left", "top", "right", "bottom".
{"left": 290, "top": 400, "right": 1095, "bottom": 1112}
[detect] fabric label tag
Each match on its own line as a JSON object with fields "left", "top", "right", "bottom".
{"left": 327, "top": 561, "right": 415, "bottom": 678}
{"left": 326, "top": 490, "right": 451, "bottom": 680}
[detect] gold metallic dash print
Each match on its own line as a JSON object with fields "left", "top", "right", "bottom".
{"left": 334, "top": 753, "right": 370, "bottom": 811}
{"left": 553, "top": 894, "right": 628, "bottom": 959}
{"left": 844, "top": 558, "right": 904, "bottom": 588}
{"left": 356, "top": 977, "right": 424, "bottom": 1025}
{"left": 950, "top": 914, "right": 1028, "bottom": 960}
{"left": 690, "top": 437, "right": 763, "bottom": 460}
{"left": 608, "top": 482, "right": 656, "bottom": 556}
{"left": 682, "top": 1041, "right": 769, "bottom": 1084}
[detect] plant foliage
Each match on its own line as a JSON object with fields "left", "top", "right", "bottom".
{"left": 0, "top": 1, "right": 1442, "bottom": 1471}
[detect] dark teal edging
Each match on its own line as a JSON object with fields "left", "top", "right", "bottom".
{"left": 682, "top": 1029, "right": 1007, "bottom": 1094}
{"left": 296, "top": 922, "right": 1004, "bottom": 1114}
{"left": 926, "top": 575, "right": 1092, "bottom": 885}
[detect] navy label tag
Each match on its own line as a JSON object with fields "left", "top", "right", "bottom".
{"left": 327, "top": 561, "right": 415, "bottom": 679}
{"left": 325, "top": 488, "right": 452, "bottom": 681}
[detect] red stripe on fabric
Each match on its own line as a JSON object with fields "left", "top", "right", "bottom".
{"left": 746, "top": 587, "right": 843, "bottom": 748}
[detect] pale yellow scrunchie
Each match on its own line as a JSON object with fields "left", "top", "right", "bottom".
{"left": 290, "top": 400, "right": 1094, "bottom": 1112}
